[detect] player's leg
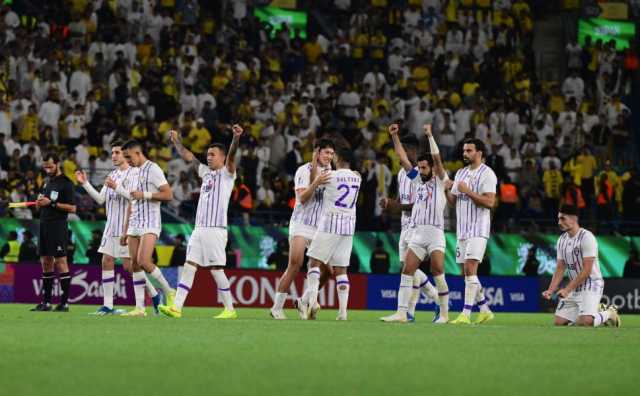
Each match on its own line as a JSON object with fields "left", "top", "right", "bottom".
{"left": 451, "top": 240, "right": 475, "bottom": 324}
{"left": 271, "top": 235, "right": 307, "bottom": 318}
{"left": 211, "top": 264, "right": 236, "bottom": 318}
{"left": 331, "top": 236, "right": 353, "bottom": 321}
{"left": 159, "top": 260, "right": 198, "bottom": 318}
{"left": 31, "top": 256, "right": 55, "bottom": 311}
{"left": 554, "top": 298, "right": 578, "bottom": 326}
{"left": 303, "top": 257, "right": 323, "bottom": 319}
{"left": 430, "top": 249, "right": 449, "bottom": 323}
{"left": 100, "top": 253, "right": 116, "bottom": 311}
{"left": 579, "top": 291, "right": 621, "bottom": 327}
{"left": 126, "top": 235, "right": 148, "bottom": 315}
{"left": 381, "top": 246, "right": 422, "bottom": 323}
{"left": 138, "top": 233, "right": 176, "bottom": 302}
{"left": 467, "top": 238, "right": 493, "bottom": 322}
{"left": 298, "top": 261, "right": 331, "bottom": 320}
{"left": 53, "top": 255, "right": 71, "bottom": 311}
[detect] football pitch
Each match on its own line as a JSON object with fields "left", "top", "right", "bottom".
{"left": 1, "top": 304, "right": 638, "bottom": 396}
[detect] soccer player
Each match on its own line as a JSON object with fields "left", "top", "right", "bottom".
{"left": 542, "top": 205, "right": 620, "bottom": 327}
{"left": 119, "top": 140, "right": 175, "bottom": 317}
{"left": 304, "top": 148, "right": 361, "bottom": 321}
{"left": 446, "top": 138, "right": 497, "bottom": 325}
{"left": 76, "top": 141, "right": 161, "bottom": 315}
{"left": 158, "top": 125, "right": 244, "bottom": 319}
{"left": 380, "top": 123, "right": 444, "bottom": 322}
{"left": 381, "top": 124, "right": 450, "bottom": 323}
{"left": 270, "top": 140, "right": 335, "bottom": 320}
{"left": 30, "top": 153, "right": 77, "bottom": 312}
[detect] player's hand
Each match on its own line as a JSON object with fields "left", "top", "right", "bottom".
{"left": 168, "top": 129, "right": 180, "bottom": 144}
{"left": 120, "top": 235, "right": 128, "bottom": 246}
{"left": 75, "top": 170, "right": 87, "bottom": 184}
{"left": 313, "top": 172, "right": 331, "bottom": 186}
{"left": 542, "top": 290, "right": 554, "bottom": 300}
{"left": 37, "top": 196, "right": 51, "bottom": 207}
{"left": 104, "top": 177, "right": 117, "bottom": 189}
{"left": 457, "top": 181, "right": 470, "bottom": 194}
{"left": 424, "top": 124, "right": 432, "bottom": 137}
{"left": 388, "top": 123, "right": 400, "bottom": 136}
{"left": 379, "top": 197, "right": 390, "bottom": 209}
{"left": 232, "top": 124, "right": 244, "bottom": 137}
{"left": 131, "top": 191, "right": 144, "bottom": 200}
{"left": 557, "top": 288, "right": 570, "bottom": 299}
{"left": 444, "top": 179, "right": 454, "bottom": 190}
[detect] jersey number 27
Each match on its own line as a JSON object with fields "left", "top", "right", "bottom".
{"left": 335, "top": 184, "right": 360, "bottom": 209}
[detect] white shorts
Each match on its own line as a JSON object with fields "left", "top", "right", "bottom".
{"left": 408, "top": 225, "right": 446, "bottom": 261}
{"left": 307, "top": 231, "right": 353, "bottom": 267}
{"left": 456, "top": 237, "right": 488, "bottom": 264}
{"left": 127, "top": 227, "right": 161, "bottom": 238}
{"left": 399, "top": 228, "right": 413, "bottom": 263}
{"left": 555, "top": 290, "right": 603, "bottom": 322}
{"left": 186, "top": 227, "right": 228, "bottom": 267}
{"left": 288, "top": 221, "right": 316, "bottom": 245}
{"left": 98, "top": 236, "right": 130, "bottom": 259}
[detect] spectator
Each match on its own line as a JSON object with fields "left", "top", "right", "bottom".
{"left": 543, "top": 161, "right": 563, "bottom": 218}
{"left": 0, "top": 231, "right": 20, "bottom": 264}
{"left": 86, "top": 230, "right": 103, "bottom": 266}
{"left": 623, "top": 249, "right": 640, "bottom": 278}
{"left": 370, "top": 239, "right": 390, "bottom": 274}
{"left": 267, "top": 239, "right": 289, "bottom": 271}
{"left": 522, "top": 246, "right": 540, "bottom": 276}
{"left": 18, "top": 230, "right": 39, "bottom": 263}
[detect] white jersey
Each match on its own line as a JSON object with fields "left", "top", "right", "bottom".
{"left": 398, "top": 167, "right": 418, "bottom": 230}
{"left": 410, "top": 174, "right": 447, "bottom": 230}
{"left": 195, "top": 164, "right": 236, "bottom": 228}
{"left": 129, "top": 160, "right": 168, "bottom": 229}
{"left": 104, "top": 167, "right": 136, "bottom": 237}
{"left": 290, "top": 162, "right": 331, "bottom": 228}
{"left": 556, "top": 228, "right": 603, "bottom": 293}
{"left": 317, "top": 168, "right": 362, "bottom": 236}
{"left": 452, "top": 163, "right": 497, "bottom": 240}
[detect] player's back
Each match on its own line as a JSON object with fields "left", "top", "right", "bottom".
{"left": 318, "top": 168, "right": 361, "bottom": 235}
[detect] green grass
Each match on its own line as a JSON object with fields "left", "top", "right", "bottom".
{"left": 1, "top": 304, "right": 638, "bottom": 396}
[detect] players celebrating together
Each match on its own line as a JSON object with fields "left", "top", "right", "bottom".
{"left": 27, "top": 118, "right": 622, "bottom": 328}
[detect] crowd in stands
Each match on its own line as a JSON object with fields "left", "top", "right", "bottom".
{"left": 0, "top": 0, "right": 637, "bottom": 234}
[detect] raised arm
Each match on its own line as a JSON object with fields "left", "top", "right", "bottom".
{"left": 226, "top": 124, "right": 244, "bottom": 175}
{"left": 169, "top": 129, "right": 200, "bottom": 166}
{"left": 424, "top": 124, "right": 446, "bottom": 180}
{"left": 388, "top": 123, "right": 413, "bottom": 172}
{"left": 76, "top": 170, "right": 107, "bottom": 205}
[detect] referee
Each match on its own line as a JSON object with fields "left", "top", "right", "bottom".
{"left": 31, "top": 153, "right": 76, "bottom": 312}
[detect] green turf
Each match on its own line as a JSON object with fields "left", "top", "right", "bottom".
{"left": 0, "top": 304, "right": 638, "bottom": 396}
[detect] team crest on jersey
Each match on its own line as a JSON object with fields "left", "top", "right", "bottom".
{"left": 203, "top": 177, "right": 214, "bottom": 192}
{"left": 573, "top": 247, "right": 580, "bottom": 255}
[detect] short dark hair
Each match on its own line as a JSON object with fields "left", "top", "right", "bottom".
{"left": 462, "top": 138, "right": 487, "bottom": 158}
{"left": 208, "top": 143, "right": 227, "bottom": 154}
{"left": 43, "top": 152, "right": 60, "bottom": 163}
{"left": 401, "top": 135, "right": 419, "bottom": 148}
{"left": 336, "top": 148, "right": 354, "bottom": 166}
{"left": 559, "top": 204, "right": 579, "bottom": 217}
{"left": 315, "top": 139, "right": 335, "bottom": 151}
{"left": 417, "top": 153, "right": 434, "bottom": 167}
{"left": 122, "top": 140, "right": 143, "bottom": 150}
{"left": 111, "top": 140, "right": 125, "bottom": 148}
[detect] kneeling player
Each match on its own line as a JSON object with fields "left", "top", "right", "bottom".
{"left": 304, "top": 148, "right": 361, "bottom": 320}
{"left": 542, "top": 205, "right": 620, "bottom": 327}
{"left": 158, "top": 126, "right": 243, "bottom": 319}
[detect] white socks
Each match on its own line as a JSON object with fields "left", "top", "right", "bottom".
{"left": 463, "top": 276, "right": 480, "bottom": 316}
{"left": 145, "top": 278, "right": 158, "bottom": 297}
{"left": 305, "top": 267, "right": 321, "bottom": 309}
{"left": 150, "top": 267, "right": 173, "bottom": 295}
{"left": 102, "top": 270, "right": 115, "bottom": 309}
{"left": 336, "top": 274, "right": 350, "bottom": 317}
{"left": 174, "top": 264, "right": 196, "bottom": 311}
{"left": 476, "top": 282, "right": 492, "bottom": 313}
{"left": 434, "top": 274, "right": 449, "bottom": 318}
{"left": 212, "top": 269, "right": 234, "bottom": 311}
{"left": 397, "top": 274, "right": 414, "bottom": 314}
{"left": 132, "top": 271, "right": 146, "bottom": 310}
{"left": 273, "top": 292, "right": 288, "bottom": 311}
{"left": 594, "top": 310, "right": 612, "bottom": 327}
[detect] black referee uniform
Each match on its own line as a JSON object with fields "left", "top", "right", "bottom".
{"left": 37, "top": 173, "right": 75, "bottom": 310}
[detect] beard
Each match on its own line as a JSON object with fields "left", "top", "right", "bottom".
{"left": 463, "top": 156, "right": 471, "bottom": 164}
{"left": 420, "top": 172, "right": 433, "bottom": 182}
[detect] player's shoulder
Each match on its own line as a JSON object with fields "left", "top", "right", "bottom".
{"left": 295, "top": 162, "right": 312, "bottom": 175}
{"left": 579, "top": 228, "right": 597, "bottom": 243}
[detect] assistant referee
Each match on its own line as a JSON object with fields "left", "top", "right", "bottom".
{"left": 31, "top": 153, "right": 77, "bottom": 312}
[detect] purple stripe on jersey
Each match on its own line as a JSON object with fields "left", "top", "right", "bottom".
{"left": 178, "top": 283, "right": 191, "bottom": 292}
{"left": 102, "top": 277, "right": 115, "bottom": 283}
{"left": 214, "top": 172, "right": 222, "bottom": 226}
{"left": 144, "top": 163, "right": 151, "bottom": 227}
{"left": 330, "top": 212, "right": 333, "bottom": 232}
